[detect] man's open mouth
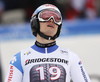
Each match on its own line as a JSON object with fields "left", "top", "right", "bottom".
{"left": 47, "top": 24, "right": 54, "bottom": 28}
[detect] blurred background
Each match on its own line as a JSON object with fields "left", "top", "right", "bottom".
{"left": 0, "top": 0, "right": 100, "bottom": 82}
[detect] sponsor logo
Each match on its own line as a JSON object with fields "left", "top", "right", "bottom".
{"left": 78, "top": 61, "right": 88, "bottom": 82}
{"left": 8, "top": 66, "right": 13, "bottom": 82}
{"left": 78, "top": 61, "right": 82, "bottom": 65}
{"left": 60, "top": 50, "right": 68, "bottom": 54}
{"left": 80, "top": 66, "right": 88, "bottom": 82}
{"left": 25, "top": 58, "right": 69, "bottom": 65}
{"left": 24, "top": 51, "right": 31, "bottom": 55}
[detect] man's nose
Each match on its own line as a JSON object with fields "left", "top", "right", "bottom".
{"left": 49, "top": 18, "right": 54, "bottom": 23}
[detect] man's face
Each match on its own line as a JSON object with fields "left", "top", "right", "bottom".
{"left": 39, "top": 19, "right": 58, "bottom": 37}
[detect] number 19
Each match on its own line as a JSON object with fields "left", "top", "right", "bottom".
{"left": 35, "top": 66, "right": 61, "bottom": 80}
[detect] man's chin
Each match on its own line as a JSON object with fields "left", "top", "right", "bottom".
{"left": 44, "top": 33, "right": 55, "bottom": 37}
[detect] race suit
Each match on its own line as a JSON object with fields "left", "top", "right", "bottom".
{"left": 5, "top": 44, "right": 91, "bottom": 82}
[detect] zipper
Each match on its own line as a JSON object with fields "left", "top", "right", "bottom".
{"left": 45, "top": 47, "right": 47, "bottom": 54}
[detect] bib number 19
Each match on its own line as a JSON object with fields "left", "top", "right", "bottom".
{"left": 35, "top": 66, "right": 61, "bottom": 80}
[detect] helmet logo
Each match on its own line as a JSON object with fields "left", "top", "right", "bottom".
{"left": 44, "top": 4, "right": 56, "bottom": 9}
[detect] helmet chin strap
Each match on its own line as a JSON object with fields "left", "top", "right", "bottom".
{"left": 38, "top": 31, "right": 57, "bottom": 40}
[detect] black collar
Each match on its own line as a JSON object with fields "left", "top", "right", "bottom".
{"left": 35, "top": 41, "right": 56, "bottom": 48}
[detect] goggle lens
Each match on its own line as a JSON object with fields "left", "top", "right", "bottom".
{"left": 38, "top": 9, "right": 62, "bottom": 25}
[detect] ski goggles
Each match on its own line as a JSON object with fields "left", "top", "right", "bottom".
{"left": 38, "top": 9, "right": 62, "bottom": 25}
